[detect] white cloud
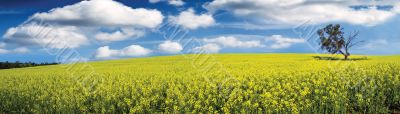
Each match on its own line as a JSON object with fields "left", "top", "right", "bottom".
{"left": 168, "top": 0, "right": 185, "bottom": 6}
{"left": 204, "top": 36, "right": 265, "bottom": 48}
{"left": 149, "top": 0, "right": 185, "bottom": 6}
{"left": 192, "top": 43, "right": 221, "bottom": 53}
{"left": 0, "top": 47, "right": 30, "bottom": 54}
{"left": 95, "top": 45, "right": 152, "bottom": 59}
{"left": 158, "top": 41, "right": 183, "bottom": 54}
{"left": 94, "top": 28, "right": 145, "bottom": 42}
{"left": 192, "top": 35, "right": 266, "bottom": 53}
{"left": 3, "top": 24, "right": 89, "bottom": 49}
{"left": 120, "top": 45, "right": 152, "bottom": 57}
{"left": 33, "top": 0, "right": 164, "bottom": 28}
{"left": 95, "top": 46, "right": 118, "bottom": 59}
{"left": 3, "top": 0, "right": 164, "bottom": 50}
{"left": 13, "top": 47, "right": 30, "bottom": 53}
{"left": 205, "top": 0, "right": 399, "bottom": 27}
{"left": 266, "top": 35, "right": 305, "bottom": 49}
{"left": 395, "top": 3, "right": 400, "bottom": 12}
{"left": 169, "top": 9, "right": 215, "bottom": 29}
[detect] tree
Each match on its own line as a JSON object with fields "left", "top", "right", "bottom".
{"left": 0, "top": 61, "right": 59, "bottom": 70}
{"left": 317, "top": 24, "right": 363, "bottom": 60}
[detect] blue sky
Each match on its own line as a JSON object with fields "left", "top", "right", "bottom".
{"left": 0, "top": 0, "right": 399, "bottom": 62}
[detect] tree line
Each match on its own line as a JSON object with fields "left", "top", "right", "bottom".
{"left": 0, "top": 61, "right": 59, "bottom": 69}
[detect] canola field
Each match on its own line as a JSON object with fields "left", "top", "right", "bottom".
{"left": 0, "top": 54, "right": 399, "bottom": 113}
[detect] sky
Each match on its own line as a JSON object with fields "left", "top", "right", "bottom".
{"left": 0, "top": 0, "right": 400, "bottom": 63}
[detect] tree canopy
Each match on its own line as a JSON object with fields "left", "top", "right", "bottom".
{"left": 317, "top": 24, "right": 363, "bottom": 60}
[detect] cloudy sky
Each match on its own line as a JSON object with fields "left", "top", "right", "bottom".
{"left": 0, "top": 0, "right": 400, "bottom": 62}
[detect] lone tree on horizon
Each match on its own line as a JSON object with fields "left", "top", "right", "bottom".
{"left": 317, "top": 24, "right": 364, "bottom": 60}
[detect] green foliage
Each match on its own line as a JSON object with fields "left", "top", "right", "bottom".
{"left": 0, "top": 61, "right": 59, "bottom": 69}
{"left": 317, "top": 24, "right": 345, "bottom": 54}
{"left": 0, "top": 54, "right": 399, "bottom": 113}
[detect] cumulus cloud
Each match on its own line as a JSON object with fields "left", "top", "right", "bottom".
{"left": 95, "top": 46, "right": 118, "bottom": 59}
{"left": 3, "top": 24, "right": 89, "bottom": 49}
{"left": 192, "top": 43, "right": 221, "bottom": 53}
{"left": 205, "top": 0, "right": 399, "bottom": 27}
{"left": 95, "top": 45, "right": 152, "bottom": 59}
{"left": 149, "top": 0, "right": 185, "bottom": 6}
{"left": 204, "top": 36, "right": 265, "bottom": 48}
{"left": 94, "top": 28, "right": 145, "bottom": 42}
{"left": 3, "top": 0, "right": 164, "bottom": 50}
{"left": 32, "top": 0, "right": 164, "bottom": 28}
{"left": 0, "top": 47, "right": 30, "bottom": 54}
{"left": 169, "top": 9, "right": 215, "bottom": 29}
{"left": 266, "top": 35, "right": 305, "bottom": 49}
{"left": 168, "top": 0, "right": 185, "bottom": 6}
{"left": 191, "top": 35, "right": 266, "bottom": 53}
{"left": 121, "top": 45, "right": 152, "bottom": 57}
{"left": 158, "top": 41, "right": 183, "bottom": 54}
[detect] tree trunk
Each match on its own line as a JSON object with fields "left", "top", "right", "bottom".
{"left": 339, "top": 50, "right": 349, "bottom": 60}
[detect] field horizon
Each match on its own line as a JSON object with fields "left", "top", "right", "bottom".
{"left": 1, "top": 53, "right": 399, "bottom": 69}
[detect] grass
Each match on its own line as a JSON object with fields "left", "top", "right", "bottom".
{"left": 0, "top": 54, "right": 399, "bottom": 113}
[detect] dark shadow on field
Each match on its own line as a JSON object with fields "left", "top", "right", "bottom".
{"left": 313, "top": 56, "right": 368, "bottom": 61}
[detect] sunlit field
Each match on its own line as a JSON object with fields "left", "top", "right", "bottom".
{"left": 0, "top": 54, "right": 399, "bottom": 113}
